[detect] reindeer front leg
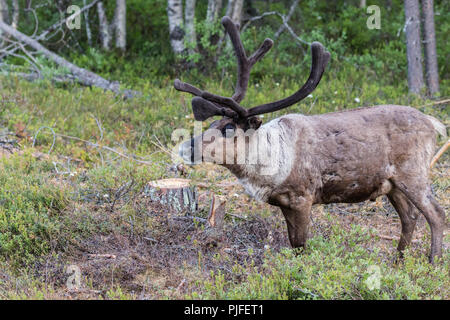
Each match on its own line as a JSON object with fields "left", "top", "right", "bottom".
{"left": 276, "top": 196, "right": 313, "bottom": 250}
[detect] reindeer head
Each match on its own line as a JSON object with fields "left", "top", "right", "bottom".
{"left": 175, "top": 16, "right": 330, "bottom": 166}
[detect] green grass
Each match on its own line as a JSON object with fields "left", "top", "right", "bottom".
{"left": 0, "top": 151, "right": 70, "bottom": 267}
{"left": 191, "top": 222, "right": 449, "bottom": 300}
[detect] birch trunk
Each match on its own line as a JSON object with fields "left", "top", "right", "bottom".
{"left": 114, "top": 0, "right": 126, "bottom": 52}
{"left": 167, "top": 0, "right": 185, "bottom": 55}
{"left": 206, "top": 0, "right": 222, "bottom": 22}
{"left": 0, "top": 0, "right": 9, "bottom": 24}
{"left": 83, "top": 0, "right": 92, "bottom": 46}
{"left": 97, "top": 1, "right": 111, "bottom": 50}
{"left": 0, "top": 0, "right": 8, "bottom": 46}
{"left": 421, "top": 0, "right": 439, "bottom": 95}
{"left": 223, "top": 0, "right": 239, "bottom": 51}
{"left": 231, "top": 0, "right": 244, "bottom": 25}
{"left": 11, "top": 0, "right": 19, "bottom": 29}
{"left": 404, "top": 0, "right": 424, "bottom": 94}
{"left": 225, "top": 0, "right": 234, "bottom": 18}
{"left": 184, "top": 0, "right": 196, "bottom": 55}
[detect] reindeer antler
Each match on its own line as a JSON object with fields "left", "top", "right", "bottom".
{"left": 246, "top": 41, "right": 330, "bottom": 117}
{"left": 220, "top": 17, "right": 274, "bottom": 103}
{"left": 174, "top": 16, "right": 330, "bottom": 121}
{"left": 174, "top": 16, "right": 273, "bottom": 120}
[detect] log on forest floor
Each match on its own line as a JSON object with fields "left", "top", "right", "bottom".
{"left": 0, "top": 20, "right": 140, "bottom": 99}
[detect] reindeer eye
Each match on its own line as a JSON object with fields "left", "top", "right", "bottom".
{"left": 222, "top": 123, "right": 236, "bottom": 137}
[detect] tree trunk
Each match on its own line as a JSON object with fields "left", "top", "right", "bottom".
{"left": 360, "top": 0, "right": 367, "bottom": 8}
{"left": 404, "top": 0, "right": 424, "bottom": 94}
{"left": 0, "top": 0, "right": 9, "bottom": 24}
{"left": 83, "top": 0, "right": 93, "bottom": 46}
{"left": 206, "top": 0, "right": 222, "bottom": 22}
{"left": 97, "top": 1, "right": 111, "bottom": 50}
{"left": 167, "top": 0, "right": 185, "bottom": 55}
{"left": 0, "top": 0, "right": 8, "bottom": 46}
{"left": 114, "top": 0, "right": 126, "bottom": 52}
{"left": 225, "top": 0, "right": 234, "bottom": 17}
{"left": 223, "top": 0, "right": 241, "bottom": 51}
{"left": 11, "top": 0, "right": 19, "bottom": 29}
{"left": 184, "top": 0, "right": 196, "bottom": 55}
{"left": 421, "top": 0, "right": 439, "bottom": 95}
{"left": 231, "top": 0, "right": 244, "bottom": 25}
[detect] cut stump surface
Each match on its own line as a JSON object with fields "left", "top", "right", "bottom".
{"left": 144, "top": 178, "right": 198, "bottom": 215}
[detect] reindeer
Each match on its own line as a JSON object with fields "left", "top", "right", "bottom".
{"left": 174, "top": 17, "right": 447, "bottom": 263}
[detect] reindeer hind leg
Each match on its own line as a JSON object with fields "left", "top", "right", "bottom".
{"left": 390, "top": 178, "right": 445, "bottom": 263}
{"left": 387, "top": 188, "right": 419, "bottom": 257}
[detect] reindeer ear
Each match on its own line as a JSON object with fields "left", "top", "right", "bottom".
{"left": 191, "top": 97, "right": 223, "bottom": 121}
{"left": 246, "top": 116, "right": 262, "bottom": 130}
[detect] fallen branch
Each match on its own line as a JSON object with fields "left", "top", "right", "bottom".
{"left": 419, "top": 98, "right": 450, "bottom": 108}
{"left": 274, "top": 0, "right": 300, "bottom": 39}
{"left": 378, "top": 234, "right": 395, "bottom": 241}
{"left": 430, "top": 139, "right": 450, "bottom": 168}
{"left": 0, "top": 1, "right": 100, "bottom": 60}
{"left": 172, "top": 216, "right": 207, "bottom": 223}
{"left": 228, "top": 212, "right": 249, "bottom": 221}
{"left": 8, "top": 71, "right": 78, "bottom": 85}
{"left": 33, "top": 128, "right": 154, "bottom": 165}
{"left": 39, "top": 0, "right": 100, "bottom": 42}
{"left": 241, "top": 10, "right": 310, "bottom": 48}
{"left": 378, "top": 234, "right": 420, "bottom": 244}
{"left": 87, "top": 253, "right": 117, "bottom": 259}
{"left": 0, "top": 20, "right": 139, "bottom": 98}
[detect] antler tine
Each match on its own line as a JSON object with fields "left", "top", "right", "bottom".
{"left": 197, "top": 17, "right": 274, "bottom": 119}
{"left": 174, "top": 79, "right": 239, "bottom": 120}
{"left": 174, "top": 78, "right": 204, "bottom": 96}
{"left": 176, "top": 16, "right": 330, "bottom": 122}
{"left": 221, "top": 16, "right": 274, "bottom": 103}
{"left": 248, "top": 38, "right": 275, "bottom": 66}
{"left": 246, "top": 42, "right": 331, "bottom": 117}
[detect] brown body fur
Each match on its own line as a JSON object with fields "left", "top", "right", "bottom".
{"left": 219, "top": 105, "right": 445, "bottom": 263}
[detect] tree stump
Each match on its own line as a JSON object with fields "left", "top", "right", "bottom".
{"left": 143, "top": 178, "right": 198, "bottom": 215}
